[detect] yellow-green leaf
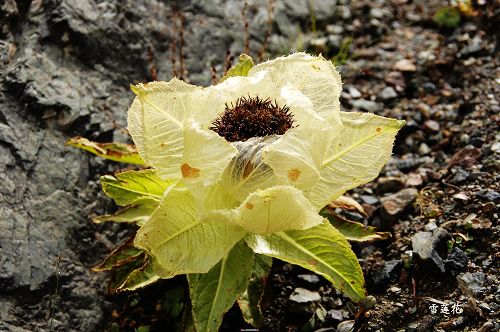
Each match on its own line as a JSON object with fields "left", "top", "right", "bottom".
{"left": 188, "top": 241, "right": 254, "bottom": 332}
{"left": 100, "top": 169, "right": 173, "bottom": 206}
{"left": 245, "top": 220, "right": 366, "bottom": 302}
{"left": 116, "top": 259, "right": 160, "bottom": 292}
{"left": 92, "top": 237, "right": 144, "bottom": 272}
{"left": 321, "top": 207, "right": 391, "bottom": 242}
{"left": 66, "top": 137, "right": 145, "bottom": 165}
{"left": 219, "top": 54, "right": 254, "bottom": 83}
{"left": 134, "top": 187, "right": 247, "bottom": 278}
{"left": 93, "top": 201, "right": 158, "bottom": 226}
{"left": 107, "top": 254, "right": 147, "bottom": 294}
{"left": 237, "top": 254, "right": 272, "bottom": 326}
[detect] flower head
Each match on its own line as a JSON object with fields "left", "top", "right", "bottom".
{"left": 127, "top": 53, "right": 404, "bottom": 288}
{"left": 210, "top": 96, "right": 294, "bottom": 142}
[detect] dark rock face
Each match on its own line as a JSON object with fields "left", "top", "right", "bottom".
{"left": 369, "top": 260, "right": 403, "bottom": 289}
{"left": 444, "top": 247, "right": 469, "bottom": 277}
{"left": 457, "top": 272, "right": 486, "bottom": 299}
{"left": 0, "top": 0, "right": 339, "bottom": 330}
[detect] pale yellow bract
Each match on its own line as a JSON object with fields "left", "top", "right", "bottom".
{"left": 127, "top": 53, "right": 404, "bottom": 279}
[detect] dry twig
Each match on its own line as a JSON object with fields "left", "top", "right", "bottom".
{"left": 258, "top": 0, "right": 275, "bottom": 62}
{"left": 242, "top": 1, "right": 250, "bottom": 55}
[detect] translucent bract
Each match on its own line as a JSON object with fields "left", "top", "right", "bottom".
{"left": 127, "top": 53, "right": 404, "bottom": 280}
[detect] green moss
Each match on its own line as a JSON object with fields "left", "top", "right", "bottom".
{"left": 433, "top": 6, "right": 461, "bottom": 28}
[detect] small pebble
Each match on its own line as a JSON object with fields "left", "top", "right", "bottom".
{"left": 346, "top": 85, "right": 361, "bottom": 99}
{"left": 289, "top": 288, "right": 321, "bottom": 303}
{"left": 491, "top": 142, "right": 500, "bottom": 152}
{"left": 378, "top": 86, "right": 398, "bottom": 100}
{"left": 418, "top": 143, "right": 431, "bottom": 155}
{"left": 424, "top": 120, "right": 440, "bottom": 132}
{"left": 394, "top": 59, "right": 416, "bottom": 72}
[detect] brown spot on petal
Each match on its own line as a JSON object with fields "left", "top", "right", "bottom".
{"left": 181, "top": 163, "right": 200, "bottom": 179}
{"left": 242, "top": 162, "right": 254, "bottom": 179}
{"left": 312, "top": 64, "right": 321, "bottom": 71}
{"left": 376, "top": 127, "right": 381, "bottom": 132}
{"left": 287, "top": 168, "right": 301, "bottom": 182}
{"left": 245, "top": 202, "right": 254, "bottom": 210}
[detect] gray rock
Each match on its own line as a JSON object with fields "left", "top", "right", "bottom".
{"left": 451, "top": 168, "right": 470, "bottom": 184}
{"left": 327, "top": 309, "right": 344, "bottom": 321}
{"left": 424, "top": 120, "right": 440, "bottom": 132}
{"left": 351, "top": 99, "right": 382, "bottom": 113}
{"left": 298, "top": 274, "right": 320, "bottom": 284}
{"left": 458, "top": 272, "right": 486, "bottom": 299}
{"left": 444, "top": 247, "right": 469, "bottom": 276}
{"left": 458, "top": 36, "right": 482, "bottom": 58}
{"left": 411, "top": 228, "right": 452, "bottom": 273}
{"left": 477, "top": 321, "right": 495, "bottom": 332}
{"left": 369, "top": 8, "right": 384, "bottom": 19}
{"left": 1, "top": 0, "right": 344, "bottom": 330}
{"left": 337, "top": 320, "right": 355, "bottom": 332}
{"left": 418, "top": 142, "right": 432, "bottom": 155}
{"left": 346, "top": 85, "right": 362, "bottom": 99}
{"left": 289, "top": 288, "right": 321, "bottom": 303}
{"left": 326, "top": 24, "right": 343, "bottom": 35}
{"left": 327, "top": 34, "right": 343, "bottom": 50}
{"left": 424, "top": 221, "right": 438, "bottom": 231}
{"left": 360, "top": 195, "right": 378, "bottom": 205}
{"left": 369, "top": 260, "right": 403, "bottom": 287}
{"left": 475, "top": 189, "right": 500, "bottom": 202}
{"left": 380, "top": 188, "right": 418, "bottom": 221}
{"left": 378, "top": 86, "right": 397, "bottom": 101}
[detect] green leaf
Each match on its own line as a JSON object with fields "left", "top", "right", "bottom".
{"left": 162, "top": 285, "right": 186, "bottom": 318}
{"left": 134, "top": 187, "right": 247, "bottom": 278}
{"left": 108, "top": 254, "right": 147, "bottom": 294}
{"left": 117, "top": 259, "right": 160, "bottom": 292}
{"left": 238, "top": 254, "right": 272, "bottom": 326}
{"left": 188, "top": 241, "right": 254, "bottom": 332}
{"left": 93, "top": 201, "right": 158, "bottom": 226}
{"left": 66, "top": 137, "right": 145, "bottom": 165}
{"left": 320, "top": 207, "right": 391, "bottom": 242}
{"left": 100, "top": 169, "right": 173, "bottom": 206}
{"left": 181, "top": 298, "right": 197, "bottom": 332}
{"left": 92, "top": 237, "right": 144, "bottom": 272}
{"left": 135, "top": 326, "right": 150, "bottom": 332}
{"left": 245, "top": 220, "right": 366, "bottom": 302}
{"left": 219, "top": 54, "right": 254, "bottom": 82}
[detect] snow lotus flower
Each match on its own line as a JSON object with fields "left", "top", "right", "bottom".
{"left": 127, "top": 53, "right": 404, "bottom": 302}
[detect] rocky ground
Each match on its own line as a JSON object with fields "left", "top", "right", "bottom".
{"left": 0, "top": 0, "right": 498, "bottom": 331}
